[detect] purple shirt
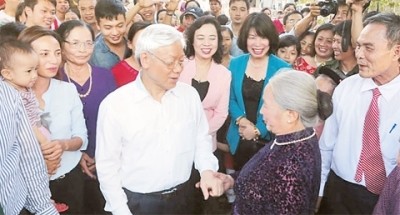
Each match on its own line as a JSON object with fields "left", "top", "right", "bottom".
{"left": 233, "top": 128, "right": 321, "bottom": 214}
{"left": 62, "top": 65, "right": 116, "bottom": 158}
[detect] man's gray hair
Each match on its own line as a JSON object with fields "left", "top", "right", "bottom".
{"left": 135, "top": 24, "right": 185, "bottom": 65}
{"left": 268, "top": 70, "right": 318, "bottom": 127}
{"left": 364, "top": 13, "right": 400, "bottom": 48}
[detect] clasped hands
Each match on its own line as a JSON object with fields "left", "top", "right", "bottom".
{"left": 238, "top": 117, "right": 258, "bottom": 140}
{"left": 195, "top": 170, "right": 235, "bottom": 200}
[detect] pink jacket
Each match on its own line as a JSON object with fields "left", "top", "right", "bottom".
{"left": 179, "top": 59, "right": 231, "bottom": 151}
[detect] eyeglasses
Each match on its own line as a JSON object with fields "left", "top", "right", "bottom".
{"left": 65, "top": 40, "right": 94, "bottom": 49}
{"left": 147, "top": 51, "right": 184, "bottom": 70}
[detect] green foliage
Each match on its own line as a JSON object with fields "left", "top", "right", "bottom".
{"left": 296, "top": 0, "right": 400, "bottom": 14}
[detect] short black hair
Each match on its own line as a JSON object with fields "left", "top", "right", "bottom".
{"left": 283, "top": 3, "right": 296, "bottom": 11}
{"left": 67, "top": 7, "right": 81, "bottom": 19}
{"left": 237, "top": 12, "right": 278, "bottom": 55}
{"left": 283, "top": 11, "right": 302, "bottom": 25}
{"left": 217, "top": 14, "right": 229, "bottom": 25}
{"left": 0, "top": 22, "right": 26, "bottom": 43}
{"left": 278, "top": 35, "right": 301, "bottom": 57}
{"left": 229, "top": 0, "right": 249, "bottom": 10}
{"left": 127, "top": 21, "right": 152, "bottom": 41}
{"left": 261, "top": 7, "right": 271, "bottom": 13}
{"left": 15, "top": 2, "right": 26, "bottom": 23}
{"left": 156, "top": 9, "right": 166, "bottom": 23}
{"left": 25, "top": 0, "right": 56, "bottom": 10}
{"left": 56, "top": 20, "right": 95, "bottom": 42}
{"left": 95, "top": 0, "right": 126, "bottom": 23}
{"left": 0, "top": 39, "right": 35, "bottom": 71}
{"left": 334, "top": 20, "right": 351, "bottom": 37}
{"left": 185, "top": 16, "right": 223, "bottom": 64}
{"left": 221, "top": 26, "right": 233, "bottom": 39}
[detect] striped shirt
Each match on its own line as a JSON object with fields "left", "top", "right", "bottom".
{"left": 0, "top": 81, "right": 58, "bottom": 215}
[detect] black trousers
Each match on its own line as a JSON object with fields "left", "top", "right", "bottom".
{"left": 82, "top": 175, "right": 107, "bottom": 214}
{"left": 50, "top": 165, "right": 84, "bottom": 214}
{"left": 123, "top": 180, "right": 198, "bottom": 214}
{"left": 318, "top": 170, "right": 379, "bottom": 214}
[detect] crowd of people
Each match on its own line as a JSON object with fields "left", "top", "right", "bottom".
{"left": 0, "top": 0, "right": 400, "bottom": 214}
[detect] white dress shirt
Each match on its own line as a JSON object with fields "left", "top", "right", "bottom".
{"left": 44, "top": 79, "right": 88, "bottom": 180}
{"left": 96, "top": 77, "right": 219, "bottom": 215}
{"left": 319, "top": 74, "right": 400, "bottom": 196}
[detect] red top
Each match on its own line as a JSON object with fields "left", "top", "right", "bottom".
{"left": 293, "top": 57, "right": 316, "bottom": 75}
{"left": 273, "top": 19, "right": 285, "bottom": 35}
{"left": 111, "top": 60, "right": 139, "bottom": 88}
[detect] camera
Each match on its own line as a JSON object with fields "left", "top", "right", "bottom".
{"left": 317, "top": 0, "right": 338, "bottom": 17}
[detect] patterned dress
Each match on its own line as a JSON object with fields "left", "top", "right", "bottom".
{"left": 233, "top": 128, "right": 321, "bottom": 214}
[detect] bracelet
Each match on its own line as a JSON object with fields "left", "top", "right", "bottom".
{"left": 253, "top": 126, "right": 260, "bottom": 141}
{"left": 235, "top": 116, "right": 245, "bottom": 125}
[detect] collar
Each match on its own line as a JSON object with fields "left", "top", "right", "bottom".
{"left": 361, "top": 74, "right": 400, "bottom": 102}
{"left": 95, "top": 34, "right": 128, "bottom": 54}
{"left": 131, "top": 73, "right": 180, "bottom": 103}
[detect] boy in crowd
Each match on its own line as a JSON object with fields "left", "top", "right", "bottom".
{"left": 227, "top": 0, "right": 249, "bottom": 57}
{"left": 90, "top": 0, "right": 129, "bottom": 70}
{"left": 24, "top": 0, "right": 56, "bottom": 29}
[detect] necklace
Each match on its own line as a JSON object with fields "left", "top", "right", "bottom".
{"left": 270, "top": 130, "right": 316, "bottom": 149}
{"left": 65, "top": 63, "right": 93, "bottom": 98}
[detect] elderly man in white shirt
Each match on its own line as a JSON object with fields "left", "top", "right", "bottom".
{"left": 96, "top": 23, "right": 225, "bottom": 215}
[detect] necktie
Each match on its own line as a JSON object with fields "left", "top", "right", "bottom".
{"left": 355, "top": 88, "right": 386, "bottom": 194}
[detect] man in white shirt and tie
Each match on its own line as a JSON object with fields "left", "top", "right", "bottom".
{"left": 317, "top": 12, "right": 400, "bottom": 214}
{"left": 96, "top": 24, "right": 225, "bottom": 215}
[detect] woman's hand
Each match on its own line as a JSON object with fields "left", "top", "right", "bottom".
{"left": 41, "top": 140, "right": 64, "bottom": 161}
{"left": 46, "top": 158, "right": 61, "bottom": 175}
{"left": 239, "top": 124, "right": 258, "bottom": 140}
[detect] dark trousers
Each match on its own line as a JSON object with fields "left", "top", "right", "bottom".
{"left": 318, "top": 170, "right": 379, "bottom": 214}
{"left": 50, "top": 165, "right": 84, "bottom": 214}
{"left": 82, "top": 175, "right": 107, "bottom": 214}
{"left": 123, "top": 180, "right": 197, "bottom": 214}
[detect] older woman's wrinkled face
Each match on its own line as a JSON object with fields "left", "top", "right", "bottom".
{"left": 62, "top": 26, "right": 94, "bottom": 66}
{"left": 260, "top": 86, "right": 289, "bottom": 135}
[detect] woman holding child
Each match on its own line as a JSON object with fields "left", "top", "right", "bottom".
{"left": 18, "top": 26, "right": 87, "bottom": 213}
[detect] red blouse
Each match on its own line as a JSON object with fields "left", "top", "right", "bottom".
{"left": 111, "top": 60, "right": 139, "bottom": 88}
{"left": 294, "top": 57, "right": 316, "bottom": 75}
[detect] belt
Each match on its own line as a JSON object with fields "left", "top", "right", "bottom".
{"left": 150, "top": 182, "right": 187, "bottom": 196}
{"left": 125, "top": 181, "right": 188, "bottom": 200}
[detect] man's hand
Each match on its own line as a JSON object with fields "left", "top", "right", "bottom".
{"left": 346, "top": 0, "right": 368, "bottom": 13}
{"left": 196, "top": 170, "right": 225, "bottom": 200}
{"left": 308, "top": 4, "right": 321, "bottom": 18}
{"left": 80, "top": 152, "right": 96, "bottom": 179}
